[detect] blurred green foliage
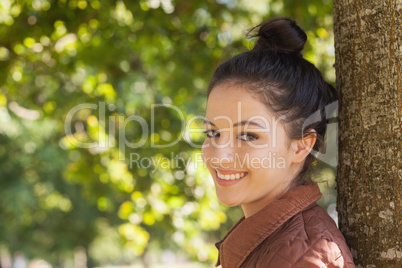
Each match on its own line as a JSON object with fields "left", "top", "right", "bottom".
{"left": 0, "top": 0, "right": 335, "bottom": 266}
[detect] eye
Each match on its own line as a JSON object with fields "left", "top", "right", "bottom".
{"left": 238, "top": 132, "right": 258, "bottom": 142}
{"left": 203, "top": 129, "right": 219, "bottom": 138}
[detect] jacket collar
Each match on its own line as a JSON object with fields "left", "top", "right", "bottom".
{"left": 215, "top": 180, "right": 323, "bottom": 268}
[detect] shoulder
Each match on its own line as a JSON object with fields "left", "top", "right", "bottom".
{"left": 264, "top": 235, "right": 348, "bottom": 267}
{"left": 252, "top": 204, "right": 355, "bottom": 267}
{"left": 254, "top": 239, "right": 345, "bottom": 267}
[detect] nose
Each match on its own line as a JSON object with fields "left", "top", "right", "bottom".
{"left": 210, "top": 132, "right": 236, "bottom": 168}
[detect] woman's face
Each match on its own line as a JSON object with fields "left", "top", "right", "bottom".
{"left": 201, "top": 82, "right": 301, "bottom": 217}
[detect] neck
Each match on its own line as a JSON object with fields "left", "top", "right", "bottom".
{"left": 241, "top": 167, "right": 303, "bottom": 218}
{"left": 241, "top": 181, "right": 295, "bottom": 218}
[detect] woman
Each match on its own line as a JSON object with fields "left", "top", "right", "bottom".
{"left": 201, "top": 17, "right": 355, "bottom": 267}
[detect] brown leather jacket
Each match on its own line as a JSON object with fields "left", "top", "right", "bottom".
{"left": 215, "top": 181, "right": 355, "bottom": 267}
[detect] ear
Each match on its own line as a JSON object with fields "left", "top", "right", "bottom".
{"left": 290, "top": 129, "right": 317, "bottom": 164}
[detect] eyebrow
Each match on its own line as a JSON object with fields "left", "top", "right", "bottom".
{"left": 203, "top": 118, "right": 266, "bottom": 129}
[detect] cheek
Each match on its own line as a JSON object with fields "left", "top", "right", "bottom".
{"left": 247, "top": 149, "right": 271, "bottom": 169}
{"left": 201, "top": 140, "right": 213, "bottom": 164}
{"left": 243, "top": 146, "right": 288, "bottom": 171}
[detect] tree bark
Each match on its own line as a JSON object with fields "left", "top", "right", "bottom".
{"left": 333, "top": 0, "right": 402, "bottom": 267}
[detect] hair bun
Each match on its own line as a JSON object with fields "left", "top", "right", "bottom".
{"left": 247, "top": 17, "right": 307, "bottom": 54}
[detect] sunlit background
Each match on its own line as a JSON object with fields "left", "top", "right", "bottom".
{"left": 0, "top": 0, "right": 336, "bottom": 267}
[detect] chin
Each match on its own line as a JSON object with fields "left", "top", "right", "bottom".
{"left": 216, "top": 194, "right": 242, "bottom": 207}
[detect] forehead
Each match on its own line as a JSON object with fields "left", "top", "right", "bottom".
{"left": 205, "top": 83, "right": 274, "bottom": 126}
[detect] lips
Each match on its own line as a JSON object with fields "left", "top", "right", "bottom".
{"left": 214, "top": 169, "right": 248, "bottom": 187}
{"left": 216, "top": 170, "right": 248, "bottom": 180}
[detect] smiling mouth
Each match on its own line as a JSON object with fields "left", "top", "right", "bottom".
{"left": 216, "top": 170, "right": 248, "bottom": 180}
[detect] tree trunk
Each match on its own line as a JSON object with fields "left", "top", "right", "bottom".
{"left": 333, "top": 0, "right": 402, "bottom": 267}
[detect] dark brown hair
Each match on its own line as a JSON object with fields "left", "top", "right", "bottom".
{"left": 207, "top": 17, "right": 338, "bottom": 186}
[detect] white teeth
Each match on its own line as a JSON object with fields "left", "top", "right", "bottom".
{"left": 216, "top": 171, "right": 247, "bottom": 180}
